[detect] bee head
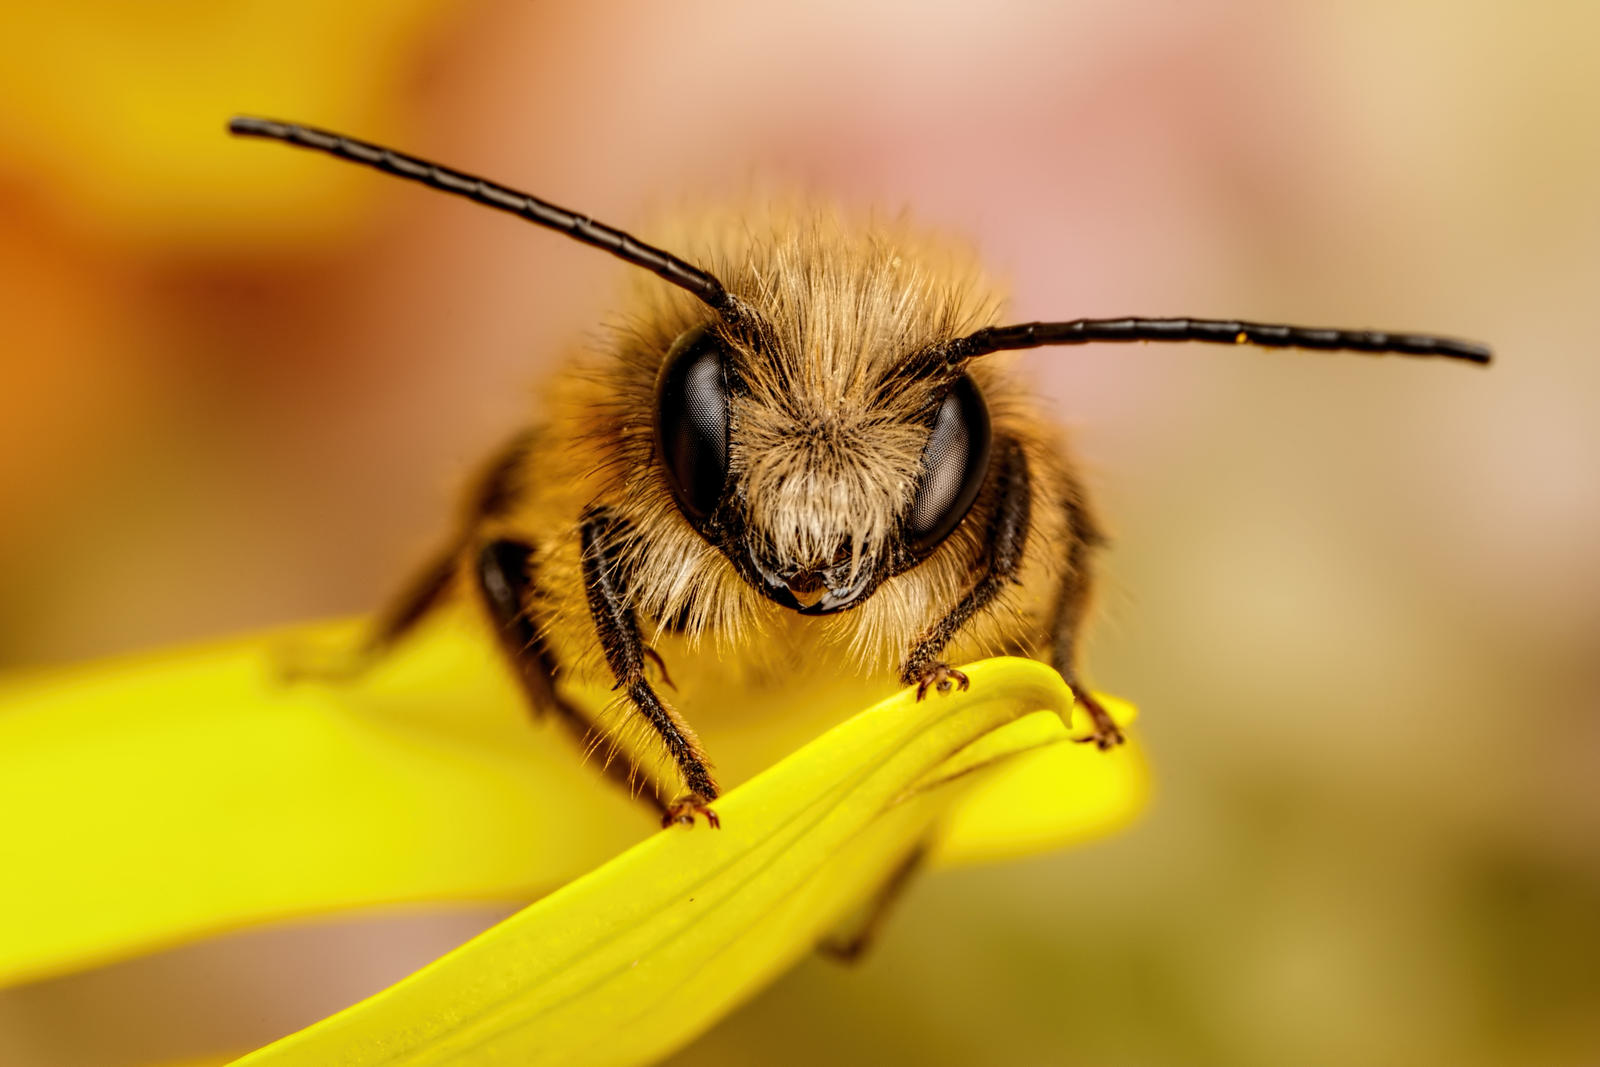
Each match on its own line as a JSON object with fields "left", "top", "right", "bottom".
{"left": 655, "top": 314, "right": 993, "bottom": 616}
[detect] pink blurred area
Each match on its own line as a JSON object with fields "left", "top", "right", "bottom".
{"left": 2, "top": 1, "right": 1597, "bottom": 1065}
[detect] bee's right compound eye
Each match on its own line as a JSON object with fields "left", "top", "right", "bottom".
{"left": 656, "top": 326, "right": 732, "bottom": 524}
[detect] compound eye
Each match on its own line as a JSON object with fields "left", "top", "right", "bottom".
{"left": 906, "top": 374, "right": 992, "bottom": 555}
{"left": 656, "top": 325, "right": 731, "bottom": 524}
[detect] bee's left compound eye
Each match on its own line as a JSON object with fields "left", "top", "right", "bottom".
{"left": 905, "top": 373, "right": 992, "bottom": 555}
{"left": 656, "top": 326, "right": 732, "bottom": 523}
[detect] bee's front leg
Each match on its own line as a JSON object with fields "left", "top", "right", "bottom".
{"left": 899, "top": 436, "right": 1030, "bottom": 698}
{"left": 476, "top": 537, "right": 673, "bottom": 821}
{"left": 580, "top": 507, "right": 720, "bottom": 829}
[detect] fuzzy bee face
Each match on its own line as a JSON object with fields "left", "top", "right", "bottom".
{"left": 647, "top": 213, "right": 1002, "bottom": 617}
{"left": 732, "top": 390, "right": 926, "bottom": 612}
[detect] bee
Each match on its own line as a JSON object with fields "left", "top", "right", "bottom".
{"left": 230, "top": 116, "right": 1491, "bottom": 830}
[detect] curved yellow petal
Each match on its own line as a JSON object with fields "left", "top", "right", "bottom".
{"left": 229, "top": 658, "right": 1137, "bottom": 1067}
{"left": 0, "top": 618, "right": 1144, "bottom": 992}
{"left": 933, "top": 691, "right": 1147, "bottom": 865}
{"left": 0, "top": 618, "right": 648, "bottom": 988}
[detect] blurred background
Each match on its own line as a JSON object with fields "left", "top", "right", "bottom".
{"left": 2, "top": 0, "right": 1597, "bottom": 1064}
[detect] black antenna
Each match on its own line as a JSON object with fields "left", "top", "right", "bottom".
{"left": 227, "top": 116, "right": 745, "bottom": 322}
{"left": 945, "top": 317, "right": 1492, "bottom": 366}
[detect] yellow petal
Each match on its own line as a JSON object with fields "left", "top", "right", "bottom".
{"left": 0, "top": 617, "right": 1144, "bottom": 995}
{"left": 229, "top": 657, "right": 1137, "bottom": 1067}
{"left": 0, "top": 618, "right": 647, "bottom": 989}
{"left": 932, "top": 691, "right": 1147, "bottom": 865}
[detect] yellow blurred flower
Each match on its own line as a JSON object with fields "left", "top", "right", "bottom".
{"left": 0, "top": 0, "right": 455, "bottom": 245}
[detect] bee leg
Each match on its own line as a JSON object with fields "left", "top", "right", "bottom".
{"left": 1046, "top": 475, "right": 1124, "bottom": 750}
{"left": 581, "top": 507, "right": 721, "bottom": 829}
{"left": 817, "top": 838, "right": 930, "bottom": 964}
{"left": 281, "top": 431, "right": 536, "bottom": 682}
{"left": 476, "top": 538, "right": 672, "bottom": 819}
{"left": 899, "top": 436, "right": 1031, "bottom": 696}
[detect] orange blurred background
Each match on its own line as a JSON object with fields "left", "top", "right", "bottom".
{"left": 2, "top": 1, "right": 1597, "bottom": 1064}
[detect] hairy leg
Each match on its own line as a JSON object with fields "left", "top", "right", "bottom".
{"left": 1045, "top": 472, "right": 1123, "bottom": 749}
{"left": 580, "top": 507, "right": 720, "bottom": 828}
{"left": 899, "top": 436, "right": 1031, "bottom": 696}
{"left": 476, "top": 538, "right": 670, "bottom": 818}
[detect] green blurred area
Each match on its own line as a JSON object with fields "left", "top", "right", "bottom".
{"left": 1, "top": 1, "right": 1596, "bottom": 1064}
